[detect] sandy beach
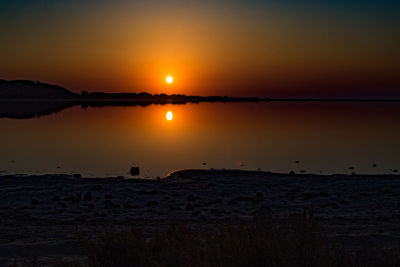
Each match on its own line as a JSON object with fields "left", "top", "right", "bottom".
{"left": 1, "top": 169, "right": 400, "bottom": 264}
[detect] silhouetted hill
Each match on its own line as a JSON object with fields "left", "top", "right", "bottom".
{"left": 0, "top": 80, "right": 78, "bottom": 99}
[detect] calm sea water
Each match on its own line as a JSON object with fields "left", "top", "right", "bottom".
{"left": 1, "top": 102, "right": 399, "bottom": 177}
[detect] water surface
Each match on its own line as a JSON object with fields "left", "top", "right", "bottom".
{"left": 1, "top": 102, "right": 399, "bottom": 177}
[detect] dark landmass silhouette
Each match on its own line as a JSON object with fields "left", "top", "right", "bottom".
{"left": 0, "top": 80, "right": 264, "bottom": 119}
{"left": 0, "top": 80, "right": 78, "bottom": 99}
{"left": 1, "top": 79, "right": 399, "bottom": 119}
{"left": 0, "top": 80, "right": 262, "bottom": 102}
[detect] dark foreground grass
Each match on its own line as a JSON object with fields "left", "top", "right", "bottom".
{"left": 16, "top": 214, "right": 400, "bottom": 267}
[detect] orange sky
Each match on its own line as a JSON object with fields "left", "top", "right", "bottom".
{"left": 1, "top": 1, "right": 399, "bottom": 97}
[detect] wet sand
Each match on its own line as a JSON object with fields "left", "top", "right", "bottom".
{"left": 1, "top": 169, "right": 400, "bottom": 264}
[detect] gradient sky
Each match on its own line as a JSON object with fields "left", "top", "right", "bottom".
{"left": 1, "top": 0, "right": 399, "bottom": 97}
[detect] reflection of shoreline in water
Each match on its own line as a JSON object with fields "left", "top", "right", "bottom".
{"left": 0, "top": 97, "right": 261, "bottom": 119}
{"left": 2, "top": 97, "right": 400, "bottom": 119}
{"left": 0, "top": 101, "right": 194, "bottom": 119}
{"left": 0, "top": 101, "right": 77, "bottom": 119}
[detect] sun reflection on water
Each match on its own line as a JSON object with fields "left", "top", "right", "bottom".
{"left": 166, "top": 111, "right": 173, "bottom": 121}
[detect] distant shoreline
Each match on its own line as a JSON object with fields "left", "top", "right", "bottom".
{"left": 1, "top": 98, "right": 400, "bottom": 103}
{"left": 269, "top": 98, "right": 400, "bottom": 102}
{"left": 1, "top": 80, "right": 400, "bottom": 103}
{"left": 2, "top": 96, "right": 400, "bottom": 119}
{"left": 2, "top": 80, "right": 400, "bottom": 119}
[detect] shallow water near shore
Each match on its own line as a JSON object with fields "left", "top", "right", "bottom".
{"left": 1, "top": 102, "right": 399, "bottom": 177}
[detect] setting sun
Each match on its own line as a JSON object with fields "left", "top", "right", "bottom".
{"left": 166, "top": 111, "right": 173, "bottom": 121}
{"left": 166, "top": 76, "right": 174, "bottom": 84}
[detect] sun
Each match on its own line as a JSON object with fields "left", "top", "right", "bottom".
{"left": 166, "top": 111, "right": 173, "bottom": 121}
{"left": 166, "top": 76, "right": 174, "bottom": 84}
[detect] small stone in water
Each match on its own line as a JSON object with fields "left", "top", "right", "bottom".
{"left": 130, "top": 167, "right": 140, "bottom": 176}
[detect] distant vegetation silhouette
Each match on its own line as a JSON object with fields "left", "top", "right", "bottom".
{"left": 0, "top": 80, "right": 78, "bottom": 99}
{"left": 1, "top": 79, "right": 398, "bottom": 119}
{"left": 0, "top": 80, "right": 264, "bottom": 119}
